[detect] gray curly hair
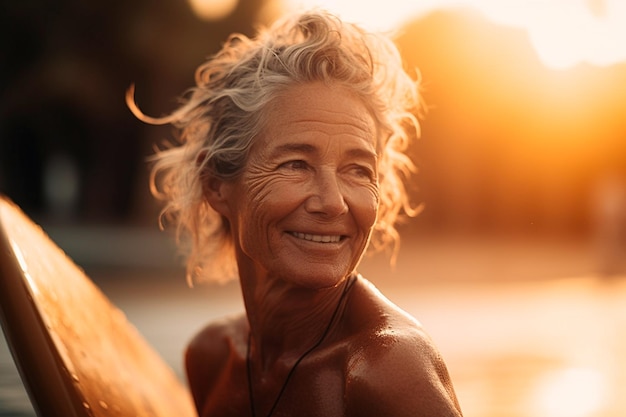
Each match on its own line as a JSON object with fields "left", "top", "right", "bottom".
{"left": 127, "top": 9, "right": 422, "bottom": 284}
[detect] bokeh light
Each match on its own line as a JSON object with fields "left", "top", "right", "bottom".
{"left": 530, "top": 367, "right": 610, "bottom": 417}
{"left": 187, "top": 0, "right": 239, "bottom": 21}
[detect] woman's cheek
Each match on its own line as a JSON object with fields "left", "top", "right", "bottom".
{"left": 347, "top": 184, "right": 380, "bottom": 227}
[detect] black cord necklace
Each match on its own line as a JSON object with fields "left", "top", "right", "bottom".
{"left": 246, "top": 274, "right": 356, "bottom": 417}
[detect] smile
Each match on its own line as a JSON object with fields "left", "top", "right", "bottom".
{"left": 290, "top": 232, "right": 342, "bottom": 243}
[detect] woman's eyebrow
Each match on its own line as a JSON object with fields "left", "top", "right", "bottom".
{"left": 269, "top": 143, "right": 317, "bottom": 157}
{"left": 269, "top": 143, "right": 377, "bottom": 162}
{"left": 345, "top": 148, "right": 377, "bottom": 162}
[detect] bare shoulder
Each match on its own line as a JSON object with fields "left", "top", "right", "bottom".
{"left": 186, "top": 313, "right": 247, "bottom": 358}
{"left": 185, "top": 313, "right": 247, "bottom": 412}
{"left": 344, "top": 277, "right": 463, "bottom": 417}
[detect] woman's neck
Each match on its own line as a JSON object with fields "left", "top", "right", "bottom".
{"left": 241, "top": 272, "right": 354, "bottom": 371}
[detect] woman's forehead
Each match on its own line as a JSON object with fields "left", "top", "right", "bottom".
{"left": 258, "top": 82, "right": 377, "bottom": 143}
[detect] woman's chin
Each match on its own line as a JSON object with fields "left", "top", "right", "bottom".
{"left": 277, "top": 266, "right": 352, "bottom": 290}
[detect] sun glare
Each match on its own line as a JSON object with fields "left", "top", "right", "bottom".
{"left": 282, "top": 0, "right": 626, "bottom": 69}
{"left": 478, "top": 0, "right": 626, "bottom": 69}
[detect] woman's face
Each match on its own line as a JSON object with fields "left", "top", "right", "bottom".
{"left": 222, "top": 82, "right": 379, "bottom": 288}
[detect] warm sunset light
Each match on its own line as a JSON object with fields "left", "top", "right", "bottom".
{"left": 187, "top": 0, "right": 239, "bottom": 21}
{"left": 283, "top": 0, "right": 626, "bottom": 69}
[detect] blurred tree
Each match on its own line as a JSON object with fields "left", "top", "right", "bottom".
{"left": 0, "top": 0, "right": 268, "bottom": 224}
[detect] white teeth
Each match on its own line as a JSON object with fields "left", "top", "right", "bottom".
{"left": 292, "top": 232, "right": 341, "bottom": 243}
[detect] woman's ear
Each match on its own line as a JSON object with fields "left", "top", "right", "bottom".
{"left": 203, "top": 176, "right": 231, "bottom": 217}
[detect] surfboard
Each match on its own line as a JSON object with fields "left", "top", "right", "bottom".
{"left": 0, "top": 196, "right": 196, "bottom": 417}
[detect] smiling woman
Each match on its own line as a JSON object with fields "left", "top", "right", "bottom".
{"left": 127, "top": 9, "right": 462, "bottom": 417}
{"left": 217, "top": 83, "right": 379, "bottom": 289}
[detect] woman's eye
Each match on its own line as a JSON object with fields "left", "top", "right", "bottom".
{"left": 279, "top": 160, "right": 308, "bottom": 170}
{"left": 351, "top": 165, "right": 375, "bottom": 180}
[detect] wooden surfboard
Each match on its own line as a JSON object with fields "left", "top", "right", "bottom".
{"left": 0, "top": 196, "right": 196, "bottom": 417}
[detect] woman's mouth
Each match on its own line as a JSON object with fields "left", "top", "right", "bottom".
{"left": 290, "top": 232, "right": 342, "bottom": 243}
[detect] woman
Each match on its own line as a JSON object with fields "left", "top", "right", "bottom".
{"left": 128, "top": 9, "right": 462, "bottom": 417}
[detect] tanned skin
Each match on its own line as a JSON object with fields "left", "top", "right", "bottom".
{"left": 185, "top": 83, "right": 463, "bottom": 417}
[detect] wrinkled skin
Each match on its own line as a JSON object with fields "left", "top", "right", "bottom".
{"left": 186, "top": 83, "right": 463, "bottom": 417}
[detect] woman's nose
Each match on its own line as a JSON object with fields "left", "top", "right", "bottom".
{"left": 304, "top": 171, "right": 348, "bottom": 217}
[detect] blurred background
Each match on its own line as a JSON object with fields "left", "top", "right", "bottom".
{"left": 1, "top": 0, "right": 625, "bottom": 416}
